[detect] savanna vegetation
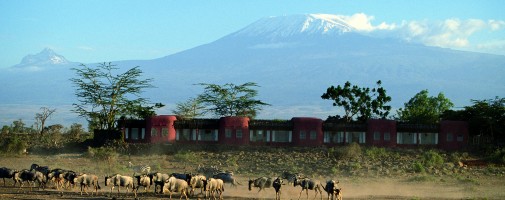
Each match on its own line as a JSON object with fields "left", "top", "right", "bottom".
{"left": 1, "top": 64, "right": 504, "bottom": 199}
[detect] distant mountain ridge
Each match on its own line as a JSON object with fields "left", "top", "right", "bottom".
{"left": 1, "top": 14, "right": 504, "bottom": 127}
{"left": 13, "top": 48, "right": 71, "bottom": 69}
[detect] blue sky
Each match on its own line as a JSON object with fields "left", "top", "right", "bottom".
{"left": 1, "top": 0, "right": 504, "bottom": 68}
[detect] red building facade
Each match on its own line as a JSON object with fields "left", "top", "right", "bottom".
{"left": 119, "top": 115, "right": 469, "bottom": 150}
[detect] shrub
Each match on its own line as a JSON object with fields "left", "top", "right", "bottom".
{"left": 422, "top": 150, "right": 444, "bottom": 168}
{"left": 173, "top": 150, "right": 199, "bottom": 163}
{"left": 1, "top": 134, "right": 27, "bottom": 155}
{"left": 488, "top": 148, "right": 505, "bottom": 164}
{"left": 335, "top": 142, "right": 362, "bottom": 160}
{"left": 412, "top": 161, "right": 425, "bottom": 173}
{"left": 86, "top": 146, "right": 118, "bottom": 161}
{"left": 365, "top": 146, "right": 387, "bottom": 160}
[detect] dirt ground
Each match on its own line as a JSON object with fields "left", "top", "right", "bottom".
{"left": 1, "top": 176, "right": 504, "bottom": 200}
{"left": 1, "top": 153, "right": 504, "bottom": 200}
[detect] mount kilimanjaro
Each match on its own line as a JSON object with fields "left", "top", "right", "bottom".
{"left": 1, "top": 14, "right": 504, "bottom": 126}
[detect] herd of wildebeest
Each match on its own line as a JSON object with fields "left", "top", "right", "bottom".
{"left": 0, "top": 163, "right": 343, "bottom": 200}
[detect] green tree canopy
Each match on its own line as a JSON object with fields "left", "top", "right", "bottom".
{"left": 70, "top": 62, "right": 163, "bottom": 131}
{"left": 442, "top": 97, "right": 504, "bottom": 144}
{"left": 172, "top": 97, "right": 206, "bottom": 119}
{"left": 196, "top": 82, "right": 270, "bottom": 118}
{"left": 398, "top": 90, "right": 453, "bottom": 124}
{"left": 321, "top": 80, "right": 392, "bottom": 122}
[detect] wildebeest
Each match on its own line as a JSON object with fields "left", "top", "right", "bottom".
{"left": 213, "top": 172, "right": 240, "bottom": 187}
{"left": 164, "top": 176, "right": 189, "bottom": 200}
{"left": 334, "top": 187, "right": 343, "bottom": 200}
{"left": 30, "top": 164, "right": 50, "bottom": 176}
{"left": 197, "top": 165, "right": 221, "bottom": 178}
{"left": 0, "top": 167, "right": 16, "bottom": 186}
{"left": 74, "top": 173, "right": 101, "bottom": 196}
{"left": 322, "top": 180, "right": 340, "bottom": 200}
{"left": 204, "top": 178, "right": 224, "bottom": 200}
{"left": 294, "top": 177, "right": 323, "bottom": 200}
{"left": 134, "top": 174, "right": 152, "bottom": 197}
{"left": 273, "top": 177, "right": 283, "bottom": 200}
{"left": 189, "top": 174, "right": 207, "bottom": 196}
{"left": 47, "top": 168, "right": 67, "bottom": 190}
{"left": 105, "top": 174, "right": 135, "bottom": 197}
{"left": 151, "top": 172, "right": 170, "bottom": 194}
{"left": 248, "top": 176, "right": 273, "bottom": 192}
{"left": 13, "top": 169, "right": 47, "bottom": 191}
{"left": 63, "top": 170, "right": 78, "bottom": 189}
{"left": 281, "top": 171, "right": 301, "bottom": 185}
{"left": 170, "top": 172, "right": 192, "bottom": 184}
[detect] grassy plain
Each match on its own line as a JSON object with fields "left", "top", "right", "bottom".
{"left": 0, "top": 144, "right": 504, "bottom": 199}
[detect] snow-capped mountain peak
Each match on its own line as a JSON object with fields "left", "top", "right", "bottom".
{"left": 14, "top": 48, "right": 70, "bottom": 68}
{"left": 232, "top": 14, "right": 356, "bottom": 38}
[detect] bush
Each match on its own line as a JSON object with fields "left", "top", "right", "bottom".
{"left": 335, "top": 142, "right": 362, "bottom": 160}
{"left": 412, "top": 161, "right": 425, "bottom": 173}
{"left": 365, "top": 146, "right": 388, "bottom": 160}
{"left": 173, "top": 150, "right": 199, "bottom": 163}
{"left": 422, "top": 150, "right": 444, "bottom": 168}
{"left": 0, "top": 134, "right": 27, "bottom": 155}
{"left": 487, "top": 148, "right": 505, "bottom": 164}
{"left": 86, "top": 146, "right": 118, "bottom": 161}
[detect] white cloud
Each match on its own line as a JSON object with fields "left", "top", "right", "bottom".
{"left": 337, "top": 13, "right": 505, "bottom": 55}
{"left": 489, "top": 20, "right": 505, "bottom": 31}
{"left": 377, "top": 18, "right": 505, "bottom": 54}
{"left": 331, "top": 13, "right": 504, "bottom": 55}
{"left": 338, "top": 13, "right": 396, "bottom": 32}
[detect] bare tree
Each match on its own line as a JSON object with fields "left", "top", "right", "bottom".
{"left": 35, "top": 107, "right": 56, "bottom": 135}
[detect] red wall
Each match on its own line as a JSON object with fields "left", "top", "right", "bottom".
{"left": 147, "top": 115, "right": 177, "bottom": 143}
{"left": 439, "top": 120, "right": 468, "bottom": 150}
{"left": 367, "top": 119, "right": 397, "bottom": 147}
{"left": 219, "top": 116, "right": 250, "bottom": 145}
{"left": 292, "top": 117, "right": 323, "bottom": 146}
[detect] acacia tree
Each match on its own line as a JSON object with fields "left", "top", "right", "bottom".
{"left": 172, "top": 97, "right": 206, "bottom": 119}
{"left": 70, "top": 62, "right": 162, "bottom": 131}
{"left": 196, "top": 82, "right": 270, "bottom": 118}
{"left": 34, "top": 107, "right": 56, "bottom": 135}
{"left": 398, "top": 90, "right": 453, "bottom": 124}
{"left": 321, "top": 80, "right": 391, "bottom": 122}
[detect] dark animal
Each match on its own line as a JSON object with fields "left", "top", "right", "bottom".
{"left": 13, "top": 169, "right": 47, "bottom": 191}
{"left": 151, "top": 172, "right": 170, "bottom": 194}
{"left": 197, "top": 165, "right": 221, "bottom": 178}
{"left": 322, "top": 180, "right": 340, "bottom": 200}
{"left": 63, "top": 170, "right": 78, "bottom": 189}
{"left": 335, "top": 187, "right": 343, "bottom": 200}
{"left": 294, "top": 177, "right": 323, "bottom": 200}
{"left": 47, "top": 168, "right": 67, "bottom": 190}
{"left": 30, "top": 164, "right": 50, "bottom": 176}
{"left": 273, "top": 177, "right": 283, "bottom": 200}
{"left": 281, "top": 171, "right": 301, "bottom": 185}
{"left": 0, "top": 167, "right": 16, "bottom": 186}
{"left": 213, "top": 172, "right": 240, "bottom": 187}
{"left": 248, "top": 177, "right": 273, "bottom": 192}
{"left": 170, "top": 172, "right": 192, "bottom": 183}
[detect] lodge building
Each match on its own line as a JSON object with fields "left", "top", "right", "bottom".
{"left": 119, "top": 115, "right": 468, "bottom": 151}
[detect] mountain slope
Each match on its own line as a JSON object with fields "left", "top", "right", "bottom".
{"left": 1, "top": 14, "right": 504, "bottom": 126}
